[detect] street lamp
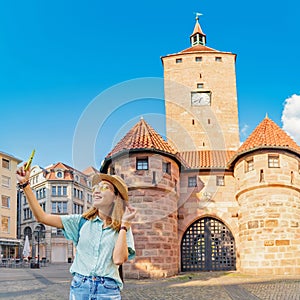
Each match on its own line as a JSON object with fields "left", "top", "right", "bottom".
{"left": 33, "top": 225, "right": 45, "bottom": 268}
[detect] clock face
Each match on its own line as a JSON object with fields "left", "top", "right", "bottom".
{"left": 191, "top": 92, "right": 211, "bottom": 106}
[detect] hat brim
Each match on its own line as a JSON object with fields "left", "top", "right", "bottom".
{"left": 92, "top": 173, "right": 128, "bottom": 201}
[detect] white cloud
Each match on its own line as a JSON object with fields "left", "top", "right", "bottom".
{"left": 240, "top": 124, "right": 249, "bottom": 141}
{"left": 281, "top": 94, "right": 300, "bottom": 144}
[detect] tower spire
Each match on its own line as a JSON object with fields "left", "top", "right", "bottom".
{"left": 190, "top": 12, "right": 206, "bottom": 46}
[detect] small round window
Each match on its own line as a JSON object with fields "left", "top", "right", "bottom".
{"left": 56, "top": 171, "right": 63, "bottom": 178}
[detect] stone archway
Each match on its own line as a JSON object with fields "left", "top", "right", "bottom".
{"left": 181, "top": 217, "right": 236, "bottom": 272}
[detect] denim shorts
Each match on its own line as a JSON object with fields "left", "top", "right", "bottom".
{"left": 69, "top": 273, "right": 121, "bottom": 300}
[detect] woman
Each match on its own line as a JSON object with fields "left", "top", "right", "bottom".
{"left": 16, "top": 165, "right": 136, "bottom": 300}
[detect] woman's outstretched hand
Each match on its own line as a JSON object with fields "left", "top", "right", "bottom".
{"left": 16, "top": 164, "right": 30, "bottom": 184}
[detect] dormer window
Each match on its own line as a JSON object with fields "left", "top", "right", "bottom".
{"left": 56, "top": 171, "right": 63, "bottom": 178}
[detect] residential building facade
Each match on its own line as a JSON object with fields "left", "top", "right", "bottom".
{"left": 18, "top": 163, "right": 98, "bottom": 263}
{"left": 0, "top": 151, "right": 22, "bottom": 259}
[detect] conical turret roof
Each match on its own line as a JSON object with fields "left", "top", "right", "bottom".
{"left": 238, "top": 116, "right": 300, "bottom": 153}
{"left": 106, "top": 118, "right": 177, "bottom": 159}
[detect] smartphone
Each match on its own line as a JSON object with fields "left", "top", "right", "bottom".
{"left": 24, "top": 149, "right": 35, "bottom": 171}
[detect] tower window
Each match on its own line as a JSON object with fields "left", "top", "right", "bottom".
{"left": 176, "top": 58, "right": 182, "bottom": 63}
{"left": 195, "top": 56, "right": 202, "bottom": 62}
{"left": 259, "top": 169, "right": 264, "bottom": 182}
{"left": 162, "top": 162, "right": 171, "bottom": 175}
{"left": 216, "top": 176, "right": 225, "bottom": 186}
{"left": 136, "top": 158, "right": 148, "bottom": 170}
{"left": 188, "top": 176, "right": 197, "bottom": 187}
{"left": 197, "top": 83, "right": 204, "bottom": 89}
{"left": 215, "top": 57, "right": 222, "bottom": 62}
{"left": 245, "top": 158, "right": 254, "bottom": 172}
{"left": 268, "top": 155, "right": 279, "bottom": 168}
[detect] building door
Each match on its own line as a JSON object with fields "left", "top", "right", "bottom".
{"left": 181, "top": 217, "right": 236, "bottom": 272}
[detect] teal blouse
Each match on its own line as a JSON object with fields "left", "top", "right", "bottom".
{"left": 61, "top": 214, "right": 135, "bottom": 290}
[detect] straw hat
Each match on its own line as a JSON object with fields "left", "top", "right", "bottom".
{"left": 92, "top": 173, "right": 128, "bottom": 201}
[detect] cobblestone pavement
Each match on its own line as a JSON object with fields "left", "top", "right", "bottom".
{"left": 0, "top": 263, "right": 300, "bottom": 299}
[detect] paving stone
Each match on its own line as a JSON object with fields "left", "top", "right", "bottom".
{"left": 0, "top": 264, "right": 300, "bottom": 299}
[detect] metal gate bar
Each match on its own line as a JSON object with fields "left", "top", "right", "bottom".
{"left": 181, "top": 217, "right": 236, "bottom": 272}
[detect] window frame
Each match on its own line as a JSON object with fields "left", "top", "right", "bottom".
{"left": 188, "top": 176, "right": 197, "bottom": 187}
{"left": 1, "top": 216, "right": 10, "bottom": 233}
{"left": 2, "top": 158, "right": 10, "bottom": 170}
{"left": 1, "top": 195, "right": 10, "bottom": 208}
{"left": 1, "top": 176, "right": 10, "bottom": 188}
{"left": 162, "top": 162, "right": 171, "bottom": 175}
{"left": 136, "top": 158, "right": 149, "bottom": 170}
{"left": 216, "top": 175, "right": 225, "bottom": 186}
{"left": 268, "top": 155, "right": 280, "bottom": 168}
{"left": 245, "top": 157, "right": 254, "bottom": 172}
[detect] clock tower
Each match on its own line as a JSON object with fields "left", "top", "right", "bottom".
{"left": 161, "top": 14, "right": 240, "bottom": 152}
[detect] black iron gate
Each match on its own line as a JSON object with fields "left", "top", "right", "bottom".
{"left": 181, "top": 217, "right": 236, "bottom": 272}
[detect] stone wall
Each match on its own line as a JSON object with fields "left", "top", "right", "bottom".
{"left": 108, "top": 152, "right": 180, "bottom": 278}
{"left": 235, "top": 150, "right": 300, "bottom": 275}
{"left": 163, "top": 52, "right": 240, "bottom": 152}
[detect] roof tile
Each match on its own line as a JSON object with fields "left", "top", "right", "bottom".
{"left": 180, "top": 44, "right": 218, "bottom": 53}
{"left": 106, "top": 118, "right": 177, "bottom": 158}
{"left": 238, "top": 116, "right": 300, "bottom": 153}
{"left": 179, "top": 150, "right": 235, "bottom": 169}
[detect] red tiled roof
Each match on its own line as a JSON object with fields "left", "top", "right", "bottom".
{"left": 238, "top": 116, "right": 300, "bottom": 153}
{"left": 82, "top": 166, "right": 99, "bottom": 176}
{"left": 46, "top": 162, "right": 73, "bottom": 180}
{"left": 44, "top": 162, "right": 93, "bottom": 185}
{"left": 179, "top": 150, "right": 236, "bottom": 169}
{"left": 106, "top": 118, "right": 177, "bottom": 158}
{"left": 180, "top": 44, "right": 218, "bottom": 53}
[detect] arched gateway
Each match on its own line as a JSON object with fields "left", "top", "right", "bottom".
{"left": 181, "top": 217, "right": 236, "bottom": 272}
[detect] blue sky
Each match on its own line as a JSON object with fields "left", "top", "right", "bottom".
{"left": 0, "top": 1, "right": 299, "bottom": 171}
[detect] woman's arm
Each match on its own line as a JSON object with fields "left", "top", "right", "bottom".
{"left": 113, "top": 206, "right": 136, "bottom": 265}
{"left": 17, "top": 165, "right": 63, "bottom": 228}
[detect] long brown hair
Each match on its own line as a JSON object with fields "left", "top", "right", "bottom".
{"left": 82, "top": 193, "right": 126, "bottom": 231}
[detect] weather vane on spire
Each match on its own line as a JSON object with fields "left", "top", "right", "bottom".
{"left": 194, "top": 12, "right": 203, "bottom": 21}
